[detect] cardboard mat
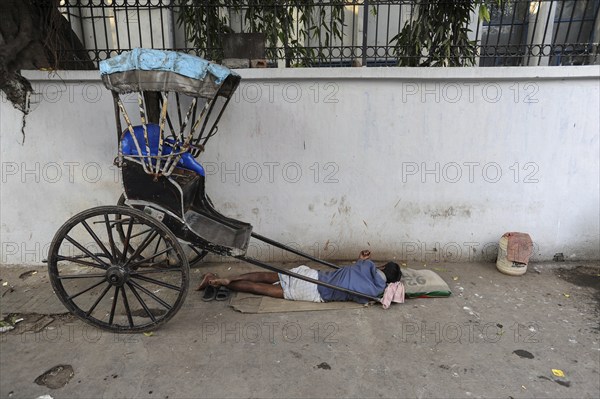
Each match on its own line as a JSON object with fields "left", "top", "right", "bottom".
{"left": 229, "top": 292, "right": 365, "bottom": 313}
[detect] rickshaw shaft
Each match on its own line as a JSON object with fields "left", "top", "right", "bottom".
{"left": 251, "top": 233, "right": 340, "bottom": 270}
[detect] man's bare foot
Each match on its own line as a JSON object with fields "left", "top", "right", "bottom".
{"left": 209, "top": 278, "right": 231, "bottom": 287}
{"left": 359, "top": 250, "right": 371, "bottom": 260}
{"left": 195, "top": 273, "right": 217, "bottom": 291}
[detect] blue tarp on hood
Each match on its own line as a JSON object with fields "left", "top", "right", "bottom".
{"left": 99, "top": 48, "right": 235, "bottom": 84}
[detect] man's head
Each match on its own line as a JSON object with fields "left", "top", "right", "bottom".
{"left": 381, "top": 262, "right": 402, "bottom": 283}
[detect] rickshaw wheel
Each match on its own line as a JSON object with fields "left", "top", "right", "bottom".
{"left": 47, "top": 206, "right": 189, "bottom": 332}
{"left": 117, "top": 194, "right": 209, "bottom": 267}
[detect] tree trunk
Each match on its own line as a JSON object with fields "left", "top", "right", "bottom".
{"left": 0, "top": 0, "right": 94, "bottom": 115}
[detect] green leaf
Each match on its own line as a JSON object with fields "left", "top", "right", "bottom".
{"left": 479, "top": 5, "right": 491, "bottom": 22}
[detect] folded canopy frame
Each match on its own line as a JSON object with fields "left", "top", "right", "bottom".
{"left": 101, "top": 49, "right": 240, "bottom": 178}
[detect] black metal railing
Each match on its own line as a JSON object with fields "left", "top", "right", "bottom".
{"left": 57, "top": 0, "right": 599, "bottom": 68}
{"left": 479, "top": 0, "right": 600, "bottom": 65}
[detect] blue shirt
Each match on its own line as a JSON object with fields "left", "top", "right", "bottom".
{"left": 317, "top": 260, "right": 386, "bottom": 304}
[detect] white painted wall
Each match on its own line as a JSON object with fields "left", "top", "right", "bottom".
{"left": 1, "top": 67, "right": 599, "bottom": 265}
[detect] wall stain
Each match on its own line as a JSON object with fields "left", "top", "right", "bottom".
{"left": 424, "top": 205, "right": 472, "bottom": 219}
{"left": 337, "top": 195, "right": 351, "bottom": 215}
{"left": 324, "top": 198, "right": 338, "bottom": 207}
{"left": 395, "top": 203, "right": 474, "bottom": 223}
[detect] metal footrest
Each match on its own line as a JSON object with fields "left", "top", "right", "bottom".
{"left": 184, "top": 210, "right": 252, "bottom": 253}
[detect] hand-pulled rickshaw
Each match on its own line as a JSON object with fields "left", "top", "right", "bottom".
{"left": 47, "top": 49, "right": 381, "bottom": 332}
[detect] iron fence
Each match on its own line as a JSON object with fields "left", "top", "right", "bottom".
{"left": 57, "top": 0, "right": 599, "bottom": 68}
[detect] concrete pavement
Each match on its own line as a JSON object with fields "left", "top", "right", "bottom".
{"left": 1, "top": 261, "right": 599, "bottom": 399}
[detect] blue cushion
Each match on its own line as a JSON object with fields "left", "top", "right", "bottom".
{"left": 121, "top": 124, "right": 205, "bottom": 176}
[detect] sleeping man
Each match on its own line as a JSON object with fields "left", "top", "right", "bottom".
{"left": 196, "top": 250, "right": 402, "bottom": 304}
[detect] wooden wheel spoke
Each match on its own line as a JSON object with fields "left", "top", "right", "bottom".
{"left": 58, "top": 273, "right": 106, "bottom": 280}
{"left": 129, "top": 280, "right": 172, "bottom": 310}
{"left": 130, "top": 268, "right": 182, "bottom": 275}
{"left": 128, "top": 246, "right": 175, "bottom": 269}
{"left": 131, "top": 274, "right": 181, "bottom": 291}
{"left": 187, "top": 246, "right": 208, "bottom": 266}
{"left": 123, "top": 229, "right": 159, "bottom": 268}
{"left": 108, "top": 286, "right": 120, "bottom": 325}
{"left": 66, "top": 279, "right": 106, "bottom": 301}
{"left": 86, "top": 283, "right": 112, "bottom": 317}
{"left": 65, "top": 235, "right": 110, "bottom": 269}
{"left": 56, "top": 255, "right": 106, "bottom": 270}
{"left": 81, "top": 220, "right": 113, "bottom": 262}
{"left": 153, "top": 235, "right": 163, "bottom": 254}
{"left": 130, "top": 228, "right": 154, "bottom": 239}
{"left": 121, "top": 286, "right": 135, "bottom": 328}
{"left": 119, "top": 217, "right": 135, "bottom": 263}
{"left": 127, "top": 282, "right": 156, "bottom": 323}
{"left": 104, "top": 214, "right": 119, "bottom": 260}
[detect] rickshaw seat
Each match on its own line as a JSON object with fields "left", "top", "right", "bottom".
{"left": 121, "top": 124, "right": 205, "bottom": 176}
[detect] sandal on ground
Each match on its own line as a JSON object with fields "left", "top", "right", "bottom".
{"left": 215, "top": 286, "right": 231, "bottom": 301}
{"left": 202, "top": 285, "right": 218, "bottom": 302}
